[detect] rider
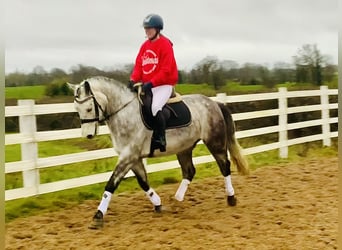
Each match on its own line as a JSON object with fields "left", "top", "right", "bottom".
{"left": 129, "top": 14, "right": 178, "bottom": 151}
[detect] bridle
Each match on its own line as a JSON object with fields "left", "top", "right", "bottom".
{"left": 74, "top": 90, "right": 135, "bottom": 124}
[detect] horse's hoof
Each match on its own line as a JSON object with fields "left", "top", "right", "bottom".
{"left": 88, "top": 210, "right": 104, "bottom": 230}
{"left": 154, "top": 205, "right": 162, "bottom": 213}
{"left": 227, "top": 195, "right": 237, "bottom": 206}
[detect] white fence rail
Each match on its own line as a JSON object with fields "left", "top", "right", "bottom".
{"left": 5, "top": 86, "right": 338, "bottom": 201}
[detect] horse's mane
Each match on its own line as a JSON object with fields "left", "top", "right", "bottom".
{"left": 85, "top": 76, "right": 127, "bottom": 92}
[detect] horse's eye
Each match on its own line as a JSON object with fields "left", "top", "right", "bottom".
{"left": 87, "top": 108, "right": 92, "bottom": 112}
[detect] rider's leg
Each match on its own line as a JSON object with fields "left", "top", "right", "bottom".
{"left": 154, "top": 110, "right": 166, "bottom": 146}
{"left": 151, "top": 85, "right": 173, "bottom": 116}
{"left": 151, "top": 85, "right": 173, "bottom": 149}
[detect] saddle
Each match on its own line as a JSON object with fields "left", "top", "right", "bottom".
{"left": 139, "top": 88, "right": 192, "bottom": 130}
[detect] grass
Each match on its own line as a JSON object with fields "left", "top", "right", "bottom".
{"left": 175, "top": 82, "right": 268, "bottom": 96}
{"left": 5, "top": 85, "right": 46, "bottom": 100}
{"left": 5, "top": 136, "right": 115, "bottom": 189}
{"left": 175, "top": 81, "right": 331, "bottom": 97}
{"left": 175, "top": 83, "right": 217, "bottom": 96}
{"left": 222, "top": 82, "right": 268, "bottom": 94}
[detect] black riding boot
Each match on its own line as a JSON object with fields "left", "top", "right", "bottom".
{"left": 152, "top": 111, "right": 167, "bottom": 152}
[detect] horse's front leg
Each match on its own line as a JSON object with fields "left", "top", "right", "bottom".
{"left": 89, "top": 156, "right": 135, "bottom": 229}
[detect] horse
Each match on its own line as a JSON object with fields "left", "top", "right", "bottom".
{"left": 67, "top": 76, "right": 249, "bottom": 229}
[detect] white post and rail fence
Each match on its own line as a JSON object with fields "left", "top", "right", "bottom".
{"left": 5, "top": 86, "right": 338, "bottom": 201}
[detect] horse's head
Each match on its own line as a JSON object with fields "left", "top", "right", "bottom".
{"left": 67, "top": 80, "right": 108, "bottom": 139}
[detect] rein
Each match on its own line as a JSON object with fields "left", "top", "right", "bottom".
{"left": 75, "top": 93, "right": 136, "bottom": 124}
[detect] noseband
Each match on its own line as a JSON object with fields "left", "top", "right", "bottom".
{"left": 75, "top": 91, "right": 135, "bottom": 124}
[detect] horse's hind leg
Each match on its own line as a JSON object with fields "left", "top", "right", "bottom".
{"left": 175, "top": 147, "right": 196, "bottom": 201}
{"left": 222, "top": 158, "right": 237, "bottom": 206}
{"left": 205, "top": 143, "right": 237, "bottom": 206}
{"left": 132, "top": 161, "right": 162, "bottom": 212}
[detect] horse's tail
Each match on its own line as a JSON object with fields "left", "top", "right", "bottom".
{"left": 217, "top": 102, "right": 249, "bottom": 175}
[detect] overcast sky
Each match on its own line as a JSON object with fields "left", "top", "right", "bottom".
{"left": 5, "top": 0, "right": 338, "bottom": 74}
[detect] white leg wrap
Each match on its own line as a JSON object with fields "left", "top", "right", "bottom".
{"left": 97, "top": 191, "right": 112, "bottom": 215}
{"left": 145, "top": 188, "right": 161, "bottom": 206}
{"left": 224, "top": 175, "right": 235, "bottom": 196}
{"left": 175, "top": 179, "right": 191, "bottom": 201}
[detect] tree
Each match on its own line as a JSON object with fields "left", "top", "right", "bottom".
{"left": 211, "top": 67, "right": 225, "bottom": 90}
{"left": 50, "top": 68, "right": 68, "bottom": 79}
{"left": 5, "top": 71, "right": 27, "bottom": 86}
{"left": 6, "top": 67, "right": 50, "bottom": 86}
{"left": 221, "top": 60, "right": 239, "bottom": 81}
{"left": 195, "top": 56, "right": 219, "bottom": 84}
{"left": 272, "top": 62, "right": 295, "bottom": 84}
{"left": 238, "top": 63, "right": 261, "bottom": 85}
{"left": 28, "top": 65, "right": 50, "bottom": 85}
{"left": 293, "top": 44, "right": 327, "bottom": 85}
{"left": 177, "top": 70, "right": 186, "bottom": 84}
{"left": 190, "top": 56, "right": 226, "bottom": 89}
{"left": 45, "top": 77, "right": 73, "bottom": 96}
{"left": 322, "top": 64, "right": 337, "bottom": 83}
{"left": 69, "top": 64, "right": 105, "bottom": 83}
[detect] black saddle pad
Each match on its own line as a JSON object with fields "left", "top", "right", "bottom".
{"left": 140, "top": 100, "right": 192, "bottom": 130}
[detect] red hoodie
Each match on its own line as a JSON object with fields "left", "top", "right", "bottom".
{"left": 130, "top": 35, "right": 178, "bottom": 87}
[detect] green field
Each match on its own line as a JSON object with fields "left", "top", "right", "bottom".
{"left": 5, "top": 85, "right": 46, "bottom": 100}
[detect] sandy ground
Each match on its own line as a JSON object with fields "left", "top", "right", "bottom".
{"left": 5, "top": 157, "right": 338, "bottom": 250}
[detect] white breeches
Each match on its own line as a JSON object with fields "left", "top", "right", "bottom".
{"left": 151, "top": 85, "right": 173, "bottom": 116}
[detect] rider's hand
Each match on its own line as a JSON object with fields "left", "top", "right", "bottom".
{"left": 127, "top": 80, "right": 137, "bottom": 92}
{"left": 142, "top": 82, "right": 153, "bottom": 93}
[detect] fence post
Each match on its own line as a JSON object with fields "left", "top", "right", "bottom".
{"left": 18, "top": 100, "right": 40, "bottom": 194}
{"left": 320, "top": 85, "right": 331, "bottom": 146}
{"left": 278, "top": 87, "right": 288, "bottom": 158}
{"left": 216, "top": 92, "right": 227, "bottom": 103}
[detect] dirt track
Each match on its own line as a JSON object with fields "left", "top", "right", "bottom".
{"left": 5, "top": 157, "right": 338, "bottom": 250}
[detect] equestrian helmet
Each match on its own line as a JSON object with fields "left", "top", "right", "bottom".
{"left": 143, "top": 14, "right": 163, "bottom": 30}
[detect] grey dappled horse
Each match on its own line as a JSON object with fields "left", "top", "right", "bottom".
{"left": 68, "top": 76, "right": 249, "bottom": 229}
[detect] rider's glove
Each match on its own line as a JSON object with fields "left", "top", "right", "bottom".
{"left": 127, "top": 80, "right": 136, "bottom": 92}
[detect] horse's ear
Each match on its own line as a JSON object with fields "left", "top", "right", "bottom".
{"left": 66, "top": 82, "right": 76, "bottom": 91}
{"left": 84, "top": 81, "right": 91, "bottom": 95}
